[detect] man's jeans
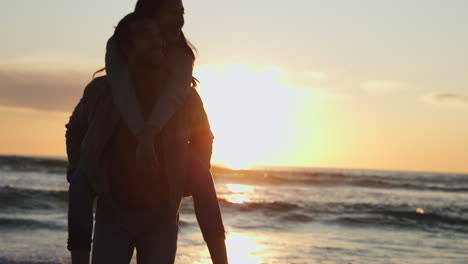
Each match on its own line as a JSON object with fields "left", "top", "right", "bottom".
{"left": 68, "top": 162, "right": 179, "bottom": 264}
{"left": 91, "top": 204, "right": 178, "bottom": 264}
{"left": 67, "top": 148, "right": 221, "bottom": 260}
{"left": 67, "top": 162, "right": 95, "bottom": 251}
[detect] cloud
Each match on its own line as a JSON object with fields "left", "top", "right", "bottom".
{"left": 304, "top": 71, "right": 328, "bottom": 81}
{"left": 284, "top": 70, "right": 328, "bottom": 88}
{"left": 0, "top": 67, "right": 94, "bottom": 112}
{"left": 0, "top": 62, "right": 341, "bottom": 113}
{"left": 361, "top": 80, "right": 408, "bottom": 94}
{"left": 1, "top": 53, "right": 101, "bottom": 72}
{"left": 194, "top": 64, "right": 347, "bottom": 106}
{"left": 423, "top": 92, "right": 468, "bottom": 107}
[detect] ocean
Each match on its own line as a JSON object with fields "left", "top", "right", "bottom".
{"left": 0, "top": 155, "right": 467, "bottom": 264}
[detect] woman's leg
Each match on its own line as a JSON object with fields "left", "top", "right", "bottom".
{"left": 68, "top": 165, "right": 96, "bottom": 251}
{"left": 91, "top": 206, "right": 135, "bottom": 264}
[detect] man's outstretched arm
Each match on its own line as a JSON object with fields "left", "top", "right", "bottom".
{"left": 188, "top": 151, "right": 228, "bottom": 264}
{"left": 189, "top": 91, "right": 228, "bottom": 264}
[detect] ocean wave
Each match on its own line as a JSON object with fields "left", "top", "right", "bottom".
{"left": 0, "top": 155, "right": 67, "bottom": 174}
{"left": 0, "top": 258, "right": 62, "bottom": 264}
{"left": 218, "top": 198, "right": 300, "bottom": 212}
{"left": 218, "top": 198, "right": 466, "bottom": 217}
{"left": 3, "top": 155, "right": 468, "bottom": 193}
{"left": 281, "top": 213, "right": 314, "bottom": 222}
{"left": 0, "top": 217, "right": 64, "bottom": 231}
{"left": 217, "top": 198, "right": 468, "bottom": 232}
{"left": 2, "top": 186, "right": 467, "bottom": 228}
{"left": 215, "top": 168, "right": 468, "bottom": 193}
{"left": 0, "top": 186, "right": 67, "bottom": 210}
{"left": 330, "top": 212, "right": 468, "bottom": 233}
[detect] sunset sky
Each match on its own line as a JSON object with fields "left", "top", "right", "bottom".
{"left": 1, "top": 0, "right": 467, "bottom": 173}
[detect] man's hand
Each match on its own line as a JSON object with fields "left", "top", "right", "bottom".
{"left": 207, "top": 238, "right": 229, "bottom": 264}
{"left": 135, "top": 126, "right": 159, "bottom": 174}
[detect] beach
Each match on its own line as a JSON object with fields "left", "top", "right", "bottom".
{"left": 1, "top": 155, "right": 467, "bottom": 264}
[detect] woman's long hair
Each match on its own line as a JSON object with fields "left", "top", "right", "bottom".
{"left": 95, "top": 0, "right": 199, "bottom": 87}
{"left": 134, "top": 0, "right": 197, "bottom": 60}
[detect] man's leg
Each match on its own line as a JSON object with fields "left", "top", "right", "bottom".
{"left": 135, "top": 213, "right": 179, "bottom": 264}
{"left": 91, "top": 206, "right": 135, "bottom": 264}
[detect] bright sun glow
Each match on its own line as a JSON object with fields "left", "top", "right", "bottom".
{"left": 225, "top": 233, "right": 264, "bottom": 264}
{"left": 226, "top": 183, "right": 253, "bottom": 193}
{"left": 195, "top": 64, "right": 299, "bottom": 170}
{"left": 224, "top": 184, "right": 254, "bottom": 204}
{"left": 192, "top": 233, "right": 265, "bottom": 264}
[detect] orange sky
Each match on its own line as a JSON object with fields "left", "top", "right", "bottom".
{"left": 1, "top": 1, "right": 468, "bottom": 173}
{"left": 0, "top": 64, "right": 467, "bottom": 174}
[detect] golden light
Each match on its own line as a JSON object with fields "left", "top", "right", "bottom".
{"left": 191, "top": 233, "right": 265, "bottom": 264}
{"left": 226, "top": 183, "right": 253, "bottom": 193}
{"left": 195, "top": 64, "right": 299, "bottom": 170}
{"left": 224, "top": 184, "right": 254, "bottom": 204}
{"left": 225, "top": 233, "right": 264, "bottom": 264}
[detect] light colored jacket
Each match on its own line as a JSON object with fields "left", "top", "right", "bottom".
{"left": 65, "top": 76, "right": 225, "bottom": 242}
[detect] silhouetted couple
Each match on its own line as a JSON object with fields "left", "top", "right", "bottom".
{"left": 65, "top": 1, "right": 227, "bottom": 263}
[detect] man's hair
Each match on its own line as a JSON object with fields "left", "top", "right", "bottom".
{"left": 92, "top": 13, "right": 144, "bottom": 78}
{"left": 114, "top": 12, "right": 141, "bottom": 50}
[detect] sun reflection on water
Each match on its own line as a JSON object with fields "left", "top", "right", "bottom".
{"left": 225, "top": 233, "right": 264, "bottom": 264}
{"left": 225, "top": 184, "right": 254, "bottom": 204}
{"left": 191, "top": 232, "right": 265, "bottom": 264}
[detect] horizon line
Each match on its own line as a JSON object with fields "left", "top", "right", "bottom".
{"left": 0, "top": 153, "right": 466, "bottom": 176}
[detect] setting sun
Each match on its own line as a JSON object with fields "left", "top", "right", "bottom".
{"left": 195, "top": 64, "right": 298, "bottom": 170}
